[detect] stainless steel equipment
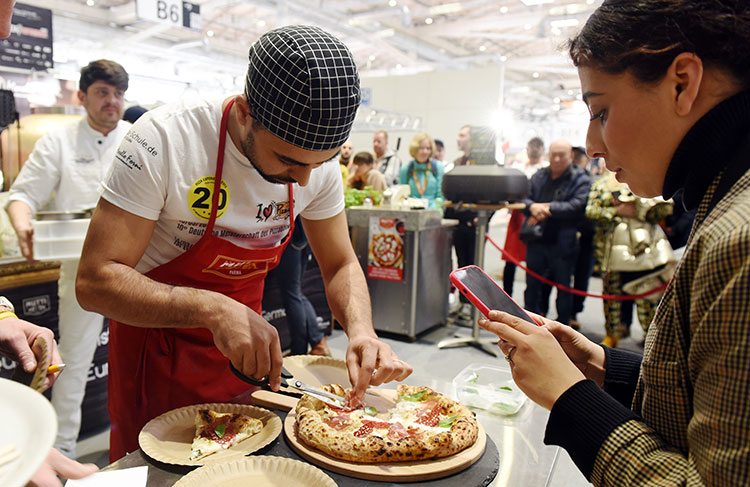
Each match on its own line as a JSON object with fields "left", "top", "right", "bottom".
{"left": 347, "top": 207, "right": 454, "bottom": 340}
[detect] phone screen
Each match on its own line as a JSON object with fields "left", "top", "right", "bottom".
{"left": 451, "top": 266, "right": 536, "bottom": 324}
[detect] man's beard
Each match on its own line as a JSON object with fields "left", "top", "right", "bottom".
{"left": 240, "top": 129, "right": 295, "bottom": 184}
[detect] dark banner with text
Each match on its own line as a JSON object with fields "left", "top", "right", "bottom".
{"left": 1, "top": 3, "right": 53, "bottom": 71}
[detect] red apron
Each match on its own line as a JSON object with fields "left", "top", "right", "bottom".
{"left": 502, "top": 210, "right": 527, "bottom": 262}
{"left": 107, "top": 99, "right": 294, "bottom": 461}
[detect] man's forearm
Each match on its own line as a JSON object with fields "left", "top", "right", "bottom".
{"left": 323, "top": 260, "right": 377, "bottom": 339}
{"left": 76, "top": 260, "right": 231, "bottom": 331}
{"left": 7, "top": 200, "right": 33, "bottom": 234}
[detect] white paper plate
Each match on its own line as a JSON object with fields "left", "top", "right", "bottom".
{"left": 173, "top": 456, "right": 336, "bottom": 487}
{"left": 0, "top": 378, "right": 57, "bottom": 487}
{"left": 139, "top": 403, "right": 282, "bottom": 466}
{"left": 283, "top": 355, "right": 349, "bottom": 387}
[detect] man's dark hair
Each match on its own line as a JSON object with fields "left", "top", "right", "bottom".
{"left": 434, "top": 139, "right": 444, "bottom": 150}
{"left": 527, "top": 137, "right": 544, "bottom": 148}
{"left": 79, "top": 59, "right": 128, "bottom": 93}
{"left": 569, "top": 0, "right": 750, "bottom": 87}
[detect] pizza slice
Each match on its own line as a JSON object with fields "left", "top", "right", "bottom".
{"left": 189, "top": 409, "right": 263, "bottom": 461}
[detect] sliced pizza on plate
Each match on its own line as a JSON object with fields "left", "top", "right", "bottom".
{"left": 189, "top": 409, "right": 263, "bottom": 461}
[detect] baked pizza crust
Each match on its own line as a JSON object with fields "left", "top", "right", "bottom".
{"left": 295, "top": 384, "right": 478, "bottom": 463}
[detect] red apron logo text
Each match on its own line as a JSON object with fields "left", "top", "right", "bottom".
{"left": 202, "top": 255, "right": 278, "bottom": 279}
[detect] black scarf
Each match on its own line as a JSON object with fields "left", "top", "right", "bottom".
{"left": 663, "top": 91, "right": 750, "bottom": 211}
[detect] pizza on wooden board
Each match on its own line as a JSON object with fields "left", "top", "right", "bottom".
{"left": 189, "top": 409, "right": 263, "bottom": 461}
{"left": 295, "top": 384, "right": 479, "bottom": 463}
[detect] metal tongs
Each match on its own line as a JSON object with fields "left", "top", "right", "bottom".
{"left": 229, "top": 362, "right": 345, "bottom": 408}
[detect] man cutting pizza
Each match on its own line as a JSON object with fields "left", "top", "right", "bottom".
{"left": 75, "top": 25, "right": 413, "bottom": 461}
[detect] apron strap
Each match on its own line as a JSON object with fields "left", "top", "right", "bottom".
{"left": 208, "top": 98, "right": 296, "bottom": 241}
{"left": 206, "top": 99, "right": 235, "bottom": 234}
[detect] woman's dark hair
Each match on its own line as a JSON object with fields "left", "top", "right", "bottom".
{"left": 353, "top": 151, "right": 374, "bottom": 165}
{"left": 79, "top": 59, "right": 129, "bottom": 93}
{"left": 569, "top": 0, "right": 750, "bottom": 86}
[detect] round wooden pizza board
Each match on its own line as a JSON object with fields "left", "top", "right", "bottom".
{"left": 283, "top": 389, "right": 487, "bottom": 482}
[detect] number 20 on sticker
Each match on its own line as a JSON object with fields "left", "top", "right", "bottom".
{"left": 188, "top": 176, "right": 229, "bottom": 221}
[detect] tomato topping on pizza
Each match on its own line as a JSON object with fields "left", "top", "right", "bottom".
{"left": 415, "top": 400, "right": 442, "bottom": 427}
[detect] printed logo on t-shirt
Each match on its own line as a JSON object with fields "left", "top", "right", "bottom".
{"left": 115, "top": 148, "right": 142, "bottom": 171}
{"left": 188, "top": 176, "right": 230, "bottom": 221}
{"left": 124, "top": 129, "right": 159, "bottom": 157}
{"left": 255, "top": 200, "right": 290, "bottom": 223}
{"left": 202, "top": 255, "right": 278, "bottom": 279}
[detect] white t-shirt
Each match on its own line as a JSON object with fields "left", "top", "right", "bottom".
{"left": 101, "top": 96, "right": 344, "bottom": 274}
{"left": 9, "top": 118, "right": 131, "bottom": 212}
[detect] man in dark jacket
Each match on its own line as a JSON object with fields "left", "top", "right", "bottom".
{"left": 521, "top": 139, "right": 591, "bottom": 325}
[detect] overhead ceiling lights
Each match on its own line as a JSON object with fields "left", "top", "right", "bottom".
{"left": 206, "top": 30, "right": 215, "bottom": 37}
{"left": 532, "top": 72, "right": 540, "bottom": 78}
{"left": 479, "top": 45, "right": 486, "bottom": 52}
{"left": 500, "top": 6, "right": 509, "bottom": 14}
{"left": 86, "top": 0, "right": 95, "bottom": 6}
{"left": 425, "top": 17, "right": 433, "bottom": 24}
{"left": 388, "top": 0, "right": 397, "bottom": 7}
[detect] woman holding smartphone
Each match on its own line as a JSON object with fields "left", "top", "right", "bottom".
{"left": 479, "top": 1, "right": 750, "bottom": 485}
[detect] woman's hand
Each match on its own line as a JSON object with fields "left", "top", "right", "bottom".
{"left": 540, "top": 316, "right": 606, "bottom": 386}
{"left": 478, "top": 310, "right": 592, "bottom": 410}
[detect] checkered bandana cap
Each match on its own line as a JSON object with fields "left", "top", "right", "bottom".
{"left": 245, "top": 25, "right": 361, "bottom": 151}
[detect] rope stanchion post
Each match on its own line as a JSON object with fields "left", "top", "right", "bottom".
{"left": 438, "top": 207, "right": 502, "bottom": 357}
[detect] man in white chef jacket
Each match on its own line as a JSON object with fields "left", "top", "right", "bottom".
{"left": 6, "top": 59, "right": 131, "bottom": 458}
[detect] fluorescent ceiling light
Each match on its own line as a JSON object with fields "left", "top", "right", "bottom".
{"left": 373, "top": 28, "right": 395, "bottom": 38}
{"left": 550, "top": 18, "right": 580, "bottom": 28}
{"left": 429, "top": 3, "right": 463, "bottom": 15}
{"left": 520, "top": 0, "right": 555, "bottom": 6}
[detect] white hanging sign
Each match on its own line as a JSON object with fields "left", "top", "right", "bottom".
{"left": 135, "top": 0, "right": 200, "bottom": 30}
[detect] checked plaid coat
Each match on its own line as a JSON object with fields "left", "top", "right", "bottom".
{"left": 592, "top": 167, "right": 750, "bottom": 485}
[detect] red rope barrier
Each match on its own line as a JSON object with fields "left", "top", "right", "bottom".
{"left": 485, "top": 235, "right": 668, "bottom": 301}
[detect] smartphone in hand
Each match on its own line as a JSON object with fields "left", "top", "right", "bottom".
{"left": 450, "top": 265, "right": 538, "bottom": 325}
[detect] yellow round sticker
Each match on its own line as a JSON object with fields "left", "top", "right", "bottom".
{"left": 188, "top": 176, "right": 230, "bottom": 221}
